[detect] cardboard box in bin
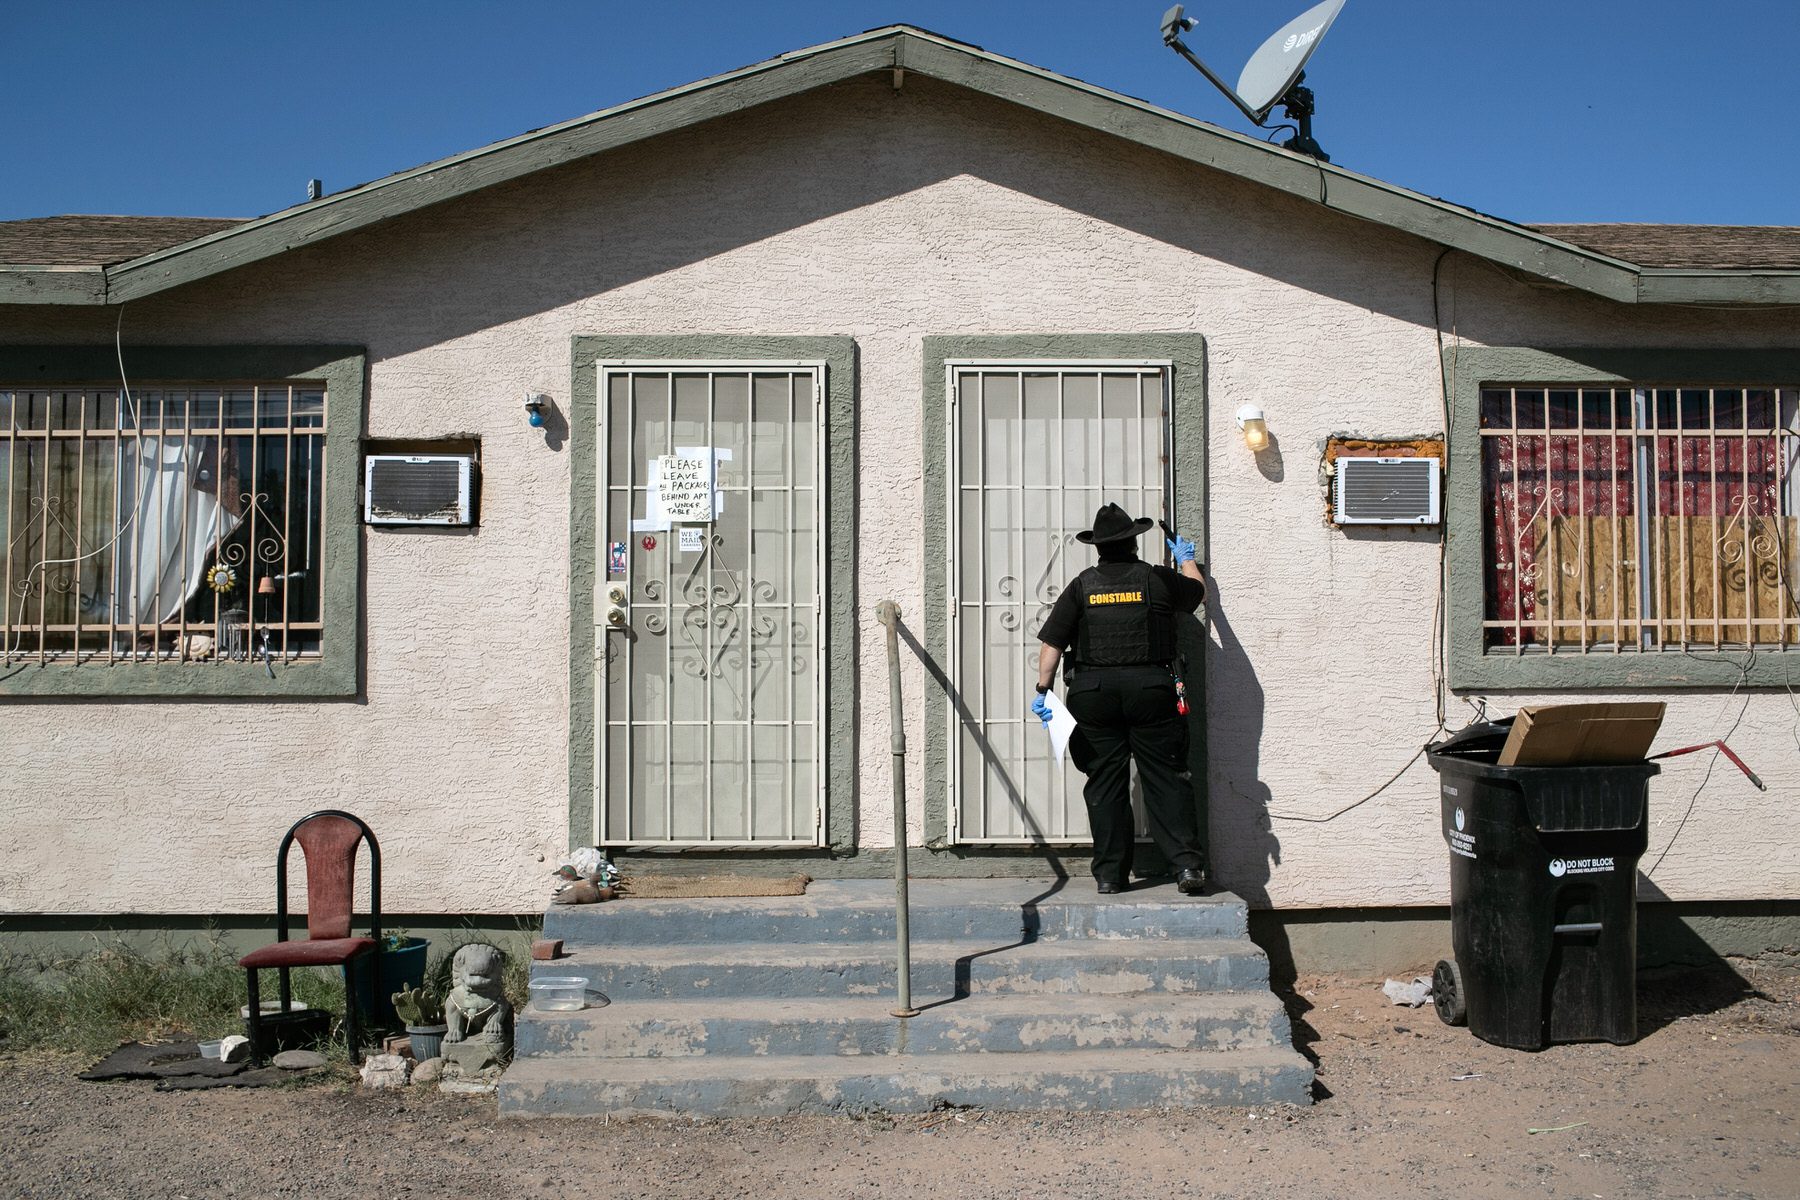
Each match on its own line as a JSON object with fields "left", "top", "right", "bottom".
{"left": 1498, "top": 702, "right": 1666, "bottom": 766}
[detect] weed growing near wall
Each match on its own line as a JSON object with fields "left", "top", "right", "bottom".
{"left": 0, "top": 923, "right": 538, "bottom": 1057}
{"left": 0, "top": 931, "right": 343, "bottom": 1056}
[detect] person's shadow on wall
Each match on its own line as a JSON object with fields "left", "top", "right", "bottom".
{"left": 1200, "top": 577, "right": 1280, "bottom": 911}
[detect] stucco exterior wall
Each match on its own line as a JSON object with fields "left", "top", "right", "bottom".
{"left": 2, "top": 75, "right": 1795, "bottom": 914}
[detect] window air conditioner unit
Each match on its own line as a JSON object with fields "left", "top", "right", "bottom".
{"left": 1333, "top": 456, "right": 1441, "bottom": 525}
{"left": 364, "top": 455, "right": 476, "bottom": 526}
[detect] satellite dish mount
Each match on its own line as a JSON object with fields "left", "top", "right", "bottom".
{"left": 1160, "top": 0, "right": 1345, "bottom": 162}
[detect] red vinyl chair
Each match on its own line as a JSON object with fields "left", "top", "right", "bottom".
{"left": 240, "top": 810, "right": 381, "bottom": 1063}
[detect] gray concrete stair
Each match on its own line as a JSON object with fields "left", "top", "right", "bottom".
{"left": 500, "top": 878, "right": 1312, "bottom": 1117}
{"left": 500, "top": 1044, "right": 1314, "bottom": 1117}
{"left": 542, "top": 879, "right": 1249, "bottom": 944}
{"left": 528, "top": 936, "right": 1271, "bottom": 998}
{"left": 516, "top": 990, "right": 1294, "bottom": 1058}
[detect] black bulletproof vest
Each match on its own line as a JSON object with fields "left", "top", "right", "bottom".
{"left": 1074, "top": 561, "right": 1175, "bottom": 667}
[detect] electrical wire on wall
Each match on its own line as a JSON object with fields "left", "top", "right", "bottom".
{"left": 1265, "top": 253, "right": 1798, "bottom": 842}
{"left": 1266, "top": 247, "right": 1460, "bottom": 824}
{"left": 1646, "top": 648, "right": 1762, "bottom": 879}
{"left": 1, "top": 305, "right": 150, "bottom": 670}
{"left": 1640, "top": 380, "right": 1800, "bottom": 869}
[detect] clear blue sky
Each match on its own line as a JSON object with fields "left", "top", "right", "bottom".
{"left": 5, "top": 1, "right": 1795, "bottom": 226}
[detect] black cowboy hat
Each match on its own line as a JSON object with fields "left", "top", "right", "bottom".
{"left": 1075, "top": 502, "right": 1155, "bottom": 545}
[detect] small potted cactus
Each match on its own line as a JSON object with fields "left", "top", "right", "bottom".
{"left": 391, "top": 986, "right": 447, "bottom": 1061}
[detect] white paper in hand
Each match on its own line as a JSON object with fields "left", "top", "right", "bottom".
{"left": 1042, "top": 691, "right": 1077, "bottom": 764}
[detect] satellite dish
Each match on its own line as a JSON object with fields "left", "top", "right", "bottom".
{"left": 1236, "top": 0, "right": 1345, "bottom": 121}
{"left": 1160, "top": 0, "right": 1346, "bottom": 161}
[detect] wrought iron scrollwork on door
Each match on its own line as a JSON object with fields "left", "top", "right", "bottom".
{"left": 654, "top": 532, "right": 812, "bottom": 716}
{"left": 996, "top": 531, "right": 1075, "bottom": 637}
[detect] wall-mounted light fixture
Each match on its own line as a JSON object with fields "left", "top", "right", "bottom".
{"left": 524, "top": 393, "right": 549, "bottom": 429}
{"left": 1236, "top": 404, "right": 1270, "bottom": 452}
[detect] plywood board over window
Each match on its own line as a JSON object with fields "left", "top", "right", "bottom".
{"left": 1446, "top": 347, "right": 1800, "bottom": 689}
{"left": 1481, "top": 386, "right": 1799, "bottom": 652}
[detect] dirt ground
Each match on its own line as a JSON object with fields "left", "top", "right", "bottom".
{"left": 2, "top": 964, "right": 1796, "bottom": 1200}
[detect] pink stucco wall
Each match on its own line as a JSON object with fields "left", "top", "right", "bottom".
{"left": 2, "top": 75, "right": 1794, "bottom": 913}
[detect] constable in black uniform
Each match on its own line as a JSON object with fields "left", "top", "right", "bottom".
{"left": 1032, "top": 503, "right": 1208, "bottom": 895}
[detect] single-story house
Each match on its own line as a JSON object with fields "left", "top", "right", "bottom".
{"left": 2, "top": 26, "right": 1795, "bottom": 971}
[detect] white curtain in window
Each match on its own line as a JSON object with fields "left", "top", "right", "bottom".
{"left": 103, "top": 437, "right": 241, "bottom": 626}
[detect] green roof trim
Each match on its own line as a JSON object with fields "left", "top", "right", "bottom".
{"left": 0, "top": 266, "right": 107, "bottom": 305}
{"left": 5, "top": 27, "right": 1797, "bottom": 308}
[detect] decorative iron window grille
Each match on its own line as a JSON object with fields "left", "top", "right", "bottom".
{"left": 1480, "top": 385, "right": 1800, "bottom": 653}
{"left": 1, "top": 383, "right": 328, "bottom": 666}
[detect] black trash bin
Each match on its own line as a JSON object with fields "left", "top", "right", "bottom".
{"left": 1426, "top": 721, "right": 1657, "bottom": 1050}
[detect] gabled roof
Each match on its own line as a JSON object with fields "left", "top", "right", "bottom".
{"left": 3, "top": 26, "right": 1796, "bottom": 307}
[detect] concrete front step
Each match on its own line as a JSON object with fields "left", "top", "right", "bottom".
{"left": 505, "top": 880, "right": 1312, "bottom": 1117}
{"left": 517, "top": 990, "right": 1295, "bottom": 1059}
{"left": 498, "top": 1044, "right": 1314, "bottom": 1117}
{"left": 542, "top": 879, "right": 1246, "bottom": 946}
{"left": 529, "top": 936, "right": 1270, "bottom": 1000}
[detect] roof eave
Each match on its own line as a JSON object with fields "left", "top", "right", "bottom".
{"left": 0, "top": 27, "right": 1793, "bottom": 308}
{"left": 1635, "top": 269, "right": 1800, "bottom": 305}
{"left": 0, "top": 265, "right": 108, "bottom": 305}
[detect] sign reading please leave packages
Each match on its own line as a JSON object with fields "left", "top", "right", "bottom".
{"left": 657, "top": 454, "right": 713, "bottom": 523}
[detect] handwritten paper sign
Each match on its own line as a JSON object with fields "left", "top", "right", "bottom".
{"left": 657, "top": 454, "right": 713, "bottom": 523}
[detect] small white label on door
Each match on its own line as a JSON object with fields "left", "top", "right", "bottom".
{"left": 679, "top": 527, "right": 704, "bottom": 554}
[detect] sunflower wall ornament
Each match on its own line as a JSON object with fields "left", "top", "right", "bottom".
{"left": 206, "top": 564, "right": 238, "bottom": 594}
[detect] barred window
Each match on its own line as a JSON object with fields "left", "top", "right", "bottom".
{"left": 1, "top": 383, "right": 328, "bottom": 667}
{"left": 1481, "top": 385, "right": 1800, "bottom": 652}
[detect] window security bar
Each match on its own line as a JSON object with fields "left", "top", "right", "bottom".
{"left": 1479, "top": 385, "right": 1799, "bottom": 653}
{"left": 0, "top": 384, "right": 328, "bottom": 667}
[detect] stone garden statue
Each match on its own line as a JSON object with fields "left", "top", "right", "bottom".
{"left": 440, "top": 943, "right": 513, "bottom": 1090}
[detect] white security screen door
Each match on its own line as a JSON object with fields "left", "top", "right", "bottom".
{"left": 597, "top": 363, "right": 825, "bottom": 846}
{"left": 947, "top": 362, "right": 1172, "bottom": 844}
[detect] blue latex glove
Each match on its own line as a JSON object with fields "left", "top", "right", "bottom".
{"left": 1166, "top": 532, "right": 1197, "bottom": 565}
{"left": 1030, "top": 691, "right": 1053, "bottom": 727}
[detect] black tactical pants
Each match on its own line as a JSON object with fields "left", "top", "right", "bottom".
{"left": 1066, "top": 666, "right": 1206, "bottom": 886}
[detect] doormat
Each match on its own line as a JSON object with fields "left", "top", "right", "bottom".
{"left": 620, "top": 873, "right": 811, "bottom": 898}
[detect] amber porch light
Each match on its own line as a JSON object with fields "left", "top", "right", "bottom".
{"left": 1236, "top": 404, "right": 1269, "bottom": 452}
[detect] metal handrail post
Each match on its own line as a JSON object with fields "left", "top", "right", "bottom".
{"left": 876, "top": 600, "right": 917, "bottom": 1018}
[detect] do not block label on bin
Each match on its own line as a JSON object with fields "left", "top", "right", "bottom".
{"left": 1549, "top": 857, "right": 1615, "bottom": 877}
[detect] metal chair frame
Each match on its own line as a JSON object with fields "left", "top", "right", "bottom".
{"left": 242, "top": 809, "right": 382, "bottom": 1063}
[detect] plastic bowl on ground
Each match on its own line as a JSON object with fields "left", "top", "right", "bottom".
{"left": 240, "top": 999, "right": 310, "bottom": 1020}
{"left": 197, "top": 1039, "right": 224, "bottom": 1059}
{"left": 528, "top": 976, "right": 590, "bottom": 1011}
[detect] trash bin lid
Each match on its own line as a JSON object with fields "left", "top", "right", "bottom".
{"left": 1427, "top": 719, "right": 1514, "bottom": 766}
{"left": 1428, "top": 717, "right": 1657, "bottom": 831}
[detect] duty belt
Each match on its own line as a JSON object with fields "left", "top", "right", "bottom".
{"left": 1076, "top": 662, "right": 1173, "bottom": 674}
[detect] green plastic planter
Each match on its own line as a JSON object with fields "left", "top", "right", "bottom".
{"left": 352, "top": 936, "right": 428, "bottom": 1027}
